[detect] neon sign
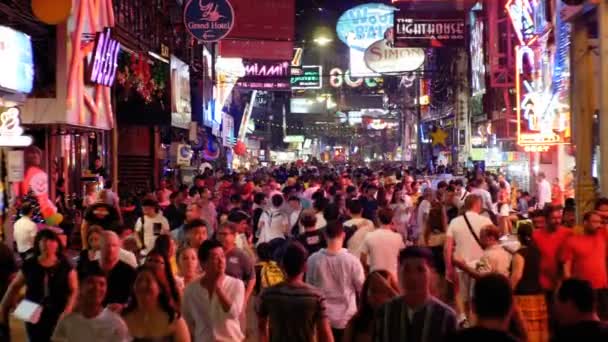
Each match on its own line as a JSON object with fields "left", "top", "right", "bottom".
{"left": 0, "top": 107, "right": 33, "bottom": 147}
{"left": 329, "top": 68, "right": 381, "bottom": 88}
{"left": 88, "top": 28, "right": 120, "bottom": 87}
{"left": 511, "top": 1, "right": 569, "bottom": 149}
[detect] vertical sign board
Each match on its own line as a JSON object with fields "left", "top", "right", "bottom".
{"left": 394, "top": 12, "right": 466, "bottom": 48}
{"left": 184, "top": 0, "right": 235, "bottom": 42}
{"left": 7, "top": 150, "right": 24, "bottom": 182}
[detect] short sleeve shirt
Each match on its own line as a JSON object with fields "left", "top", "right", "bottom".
{"left": 533, "top": 227, "right": 572, "bottom": 290}
{"left": 560, "top": 230, "right": 608, "bottom": 289}
{"left": 257, "top": 282, "right": 327, "bottom": 342}
{"left": 225, "top": 248, "right": 255, "bottom": 283}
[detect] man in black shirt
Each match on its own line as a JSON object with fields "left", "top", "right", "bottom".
{"left": 297, "top": 209, "right": 326, "bottom": 256}
{"left": 96, "top": 231, "right": 136, "bottom": 312}
{"left": 163, "top": 191, "right": 187, "bottom": 230}
{"left": 448, "top": 273, "right": 518, "bottom": 342}
{"left": 553, "top": 278, "right": 608, "bottom": 342}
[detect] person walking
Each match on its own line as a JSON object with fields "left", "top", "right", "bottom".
{"left": 256, "top": 241, "right": 334, "bottom": 342}
{"left": 1, "top": 229, "right": 78, "bottom": 342}
{"left": 360, "top": 207, "right": 405, "bottom": 277}
{"left": 444, "top": 194, "right": 493, "bottom": 326}
{"left": 51, "top": 265, "right": 130, "bottom": 342}
{"left": 374, "top": 247, "right": 457, "bottom": 341}
{"left": 306, "top": 222, "right": 365, "bottom": 340}
{"left": 182, "top": 240, "right": 245, "bottom": 342}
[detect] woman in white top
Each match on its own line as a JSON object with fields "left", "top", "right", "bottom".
{"left": 135, "top": 199, "right": 170, "bottom": 254}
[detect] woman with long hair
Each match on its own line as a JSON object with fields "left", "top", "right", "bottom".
{"left": 343, "top": 270, "right": 400, "bottom": 342}
{"left": 390, "top": 188, "right": 411, "bottom": 242}
{"left": 497, "top": 180, "right": 512, "bottom": 234}
{"left": 510, "top": 223, "right": 548, "bottom": 342}
{"left": 152, "top": 234, "right": 179, "bottom": 276}
{"left": 0, "top": 229, "right": 78, "bottom": 341}
{"left": 76, "top": 225, "right": 104, "bottom": 275}
{"left": 144, "top": 249, "right": 181, "bottom": 310}
{"left": 175, "top": 246, "right": 201, "bottom": 292}
{"left": 122, "top": 267, "right": 190, "bottom": 342}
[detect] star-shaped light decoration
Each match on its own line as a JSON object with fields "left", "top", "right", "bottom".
{"left": 431, "top": 128, "right": 448, "bottom": 147}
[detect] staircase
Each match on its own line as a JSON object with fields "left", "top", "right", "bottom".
{"left": 117, "top": 155, "right": 154, "bottom": 193}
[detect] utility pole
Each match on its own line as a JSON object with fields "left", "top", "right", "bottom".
{"left": 571, "top": 16, "right": 596, "bottom": 222}
{"left": 599, "top": 0, "right": 608, "bottom": 196}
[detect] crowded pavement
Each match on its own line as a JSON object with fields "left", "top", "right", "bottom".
{"left": 2, "top": 0, "right": 608, "bottom": 341}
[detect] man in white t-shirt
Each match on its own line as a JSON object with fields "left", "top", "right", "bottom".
{"left": 134, "top": 199, "right": 170, "bottom": 254}
{"left": 536, "top": 172, "right": 552, "bottom": 209}
{"left": 416, "top": 188, "right": 433, "bottom": 242}
{"left": 360, "top": 207, "right": 405, "bottom": 278}
{"left": 13, "top": 203, "right": 38, "bottom": 259}
{"left": 444, "top": 194, "right": 493, "bottom": 325}
{"left": 344, "top": 200, "right": 375, "bottom": 258}
{"left": 52, "top": 265, "right": 129, "bottom": 342}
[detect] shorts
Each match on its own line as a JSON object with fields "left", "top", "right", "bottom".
{"left": 499, "top": 204, "right": 511, "bottom": 217}
{"left": 457, "top": 271, "right": 473, "bottom": 302}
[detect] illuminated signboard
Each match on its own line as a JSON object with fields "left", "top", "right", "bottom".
{"left": 291, "top": 66, "right": 322, "bottom": 89}
{"left": 470, "top": 11, "right": 486, "bottom": 96}
{"left": 0, "top": 26, "right": 34, "bottom": 94}
{"left": 336, "top": 3, "right": 396, "bottom": 77}
{"left": 0, "top": 107, "right": 33, "bottom": 147}
{"left": 394, "top": 12, "right": 466, "bottom": 48}
{"left": 364, "top": 39, "right": 425, "bottom": 74}
{"left": 329, "top": 68, "right": 382, "bottom": 89}
{"left": 88, "top": 28, "right": 120, "bottom": 87}
{"left": 511, "top": 1, "right": 569, "bottom": 149}
{"left": 505, "top": 0, "right": 549, "bottom": 46}
{"left": 236, "top": 60, "right": 291, "bottom": 91}
{"left": 170, "top": 56, "right": 192, "bottom": 129}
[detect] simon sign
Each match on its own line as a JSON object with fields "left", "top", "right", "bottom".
{"left": 364, "top": 39, "right": 425, "bottom": 74}
{"left": 184, "top": 0, "right": 235, "bottom": 42}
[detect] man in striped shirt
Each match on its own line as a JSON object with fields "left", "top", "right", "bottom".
{"left": 374, "top": 247, "right": 457, "bottom": 342}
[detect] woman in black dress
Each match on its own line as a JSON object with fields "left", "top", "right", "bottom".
{"left": 0, "top": 229, "right": 78, "bottom": 341}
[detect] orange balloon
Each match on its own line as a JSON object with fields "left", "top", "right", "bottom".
{"left": 31, "top": 0, "right": 72, "bottom": 25}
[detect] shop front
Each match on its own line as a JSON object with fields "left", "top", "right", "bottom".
{"left": 0, "top": 25, "right": 36, "bottom": 241}
{"left": 19, "top": 0, "right": 117, "bottom": 201}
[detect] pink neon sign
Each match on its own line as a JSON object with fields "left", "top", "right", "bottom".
{"left": 88, "top": 28, "right": 120, "bottom": 87}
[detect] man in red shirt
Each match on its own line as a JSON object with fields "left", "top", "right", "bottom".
{"left": 562, "top": 210, "right": 608, "bottom": 321}
{"left": 532, "top": 207, "right": 572, "bottom": 294}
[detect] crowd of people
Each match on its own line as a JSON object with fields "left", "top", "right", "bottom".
{"left": 0, "top": 164, "right": 607, "bottom": 342}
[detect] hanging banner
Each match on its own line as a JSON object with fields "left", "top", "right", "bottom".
{"left": 184, "top": 0, "right": 235, "bottom": 42}
{"left": 394, "top": 12, "right": 466, "bottom": 48}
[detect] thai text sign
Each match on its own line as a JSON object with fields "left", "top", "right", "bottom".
{"left": 291, "top": 66, "right": 322, "bottom": 89}
{"left": 394, "top": 12, "right": 466, "bottom": 48}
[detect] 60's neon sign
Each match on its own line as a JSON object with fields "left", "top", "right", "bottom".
{"left": 509, "top": 0, "right": 568, "bottom": 150}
